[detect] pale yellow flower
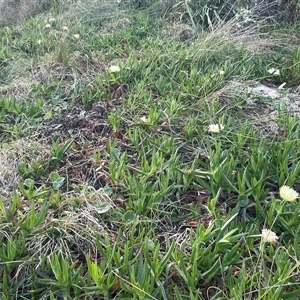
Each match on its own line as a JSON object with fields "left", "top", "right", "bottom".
{"left": 208, "top": 124, "right": 224, "bottom": 133}
{"left": 45, "top": 23, "right": 51, "bottom": 29}
{"left": 73, "top": 34, "right": 80, "bottom": 39}
{"left": 219, "top": 70, "right": 225, "bottom": 76}
{"left": 109, "top": 65, "right": 121, "bottom": 73}
{"left": 62, "top": 26, "right": 69, "bottom": 31}
{"left": 37, "top": 39, "right": 42, "bottom": 45}
{"left": 279, "top": 185, "right": 299, "bottom": 202}
{"left": 261, "top": 229, "right": 278, "bottom": 244}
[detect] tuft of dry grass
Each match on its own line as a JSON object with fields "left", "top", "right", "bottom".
{"left": 0, "top": 0, "right": 55, "bottom": 25}
{"left": 191, "top": 16, "right": 289, "bottom": 63}
{"left": 26, "top": 187, "right": 115, "bottom": 258}
{"left": 161, "top": 21, "right": 197, "bottom": 41}
{"left": 60, "top": 0, "right": 126, "bottom": 21}
{"left": 0, "top": 139, "right": 49, "bottom": 201}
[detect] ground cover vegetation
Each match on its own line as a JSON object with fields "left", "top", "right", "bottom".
{"left": 1, "top": 0, "right": 300, "bottom": 299}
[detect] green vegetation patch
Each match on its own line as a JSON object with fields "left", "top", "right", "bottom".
{"left": 1, "top": 0, "right": 300, "bottom": 299}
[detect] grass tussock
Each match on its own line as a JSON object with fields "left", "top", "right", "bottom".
{"left": 0, "top": 0, "right": 57, "bottom": 25}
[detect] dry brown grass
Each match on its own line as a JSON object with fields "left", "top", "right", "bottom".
{"left": 0, "top": 0, "right": 54, "bottom": 25}
{"left": 191, "top": 16, "right": 288, "bottom": 63}
{"left": 0, "top": 139, "right": 49, "bottom": 201}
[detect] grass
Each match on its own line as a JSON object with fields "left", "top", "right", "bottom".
{"left": 1, "top": 0, "right": 300, "bottom": 299}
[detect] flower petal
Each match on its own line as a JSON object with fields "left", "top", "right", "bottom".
{"left": 208, "top": 124, "right": 224, "bottom": 133}
{"left": 280, "top": 185, "right": 299, "bottom": 202}
{"left": 261, "top": 229, "right": 278, "bottom": 244}
{"left": 109, "top": 65, "right": 121, "bottom": 73}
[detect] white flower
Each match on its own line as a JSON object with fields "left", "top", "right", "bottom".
{"left": 109, "top": 65, "right": 120, "bottom": 73}
{"left": 45, "top": 23, "right": 51, "bottom": 29}
{"left": 280, "top": 185, "right": 299, "bottom": 202}
{"left": 219, "top": 70, "right": 225, "bottom": 76}
{"left": 261, "top": 229, "right": 278, "bottom": 244}
{"left": 62, "top": 26, "right": 69, "bottom": 31}
{"left": 208, "top": 124, "right": 224, "bottom": 133}
{"left": 73, "top": 34, "right": 80, "bottom": 39}
{"left": 268, "top": 68, "right": 280, "bottom": 76}
{"left": 49, "top": 17, "right": 56, "bottom": 23}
